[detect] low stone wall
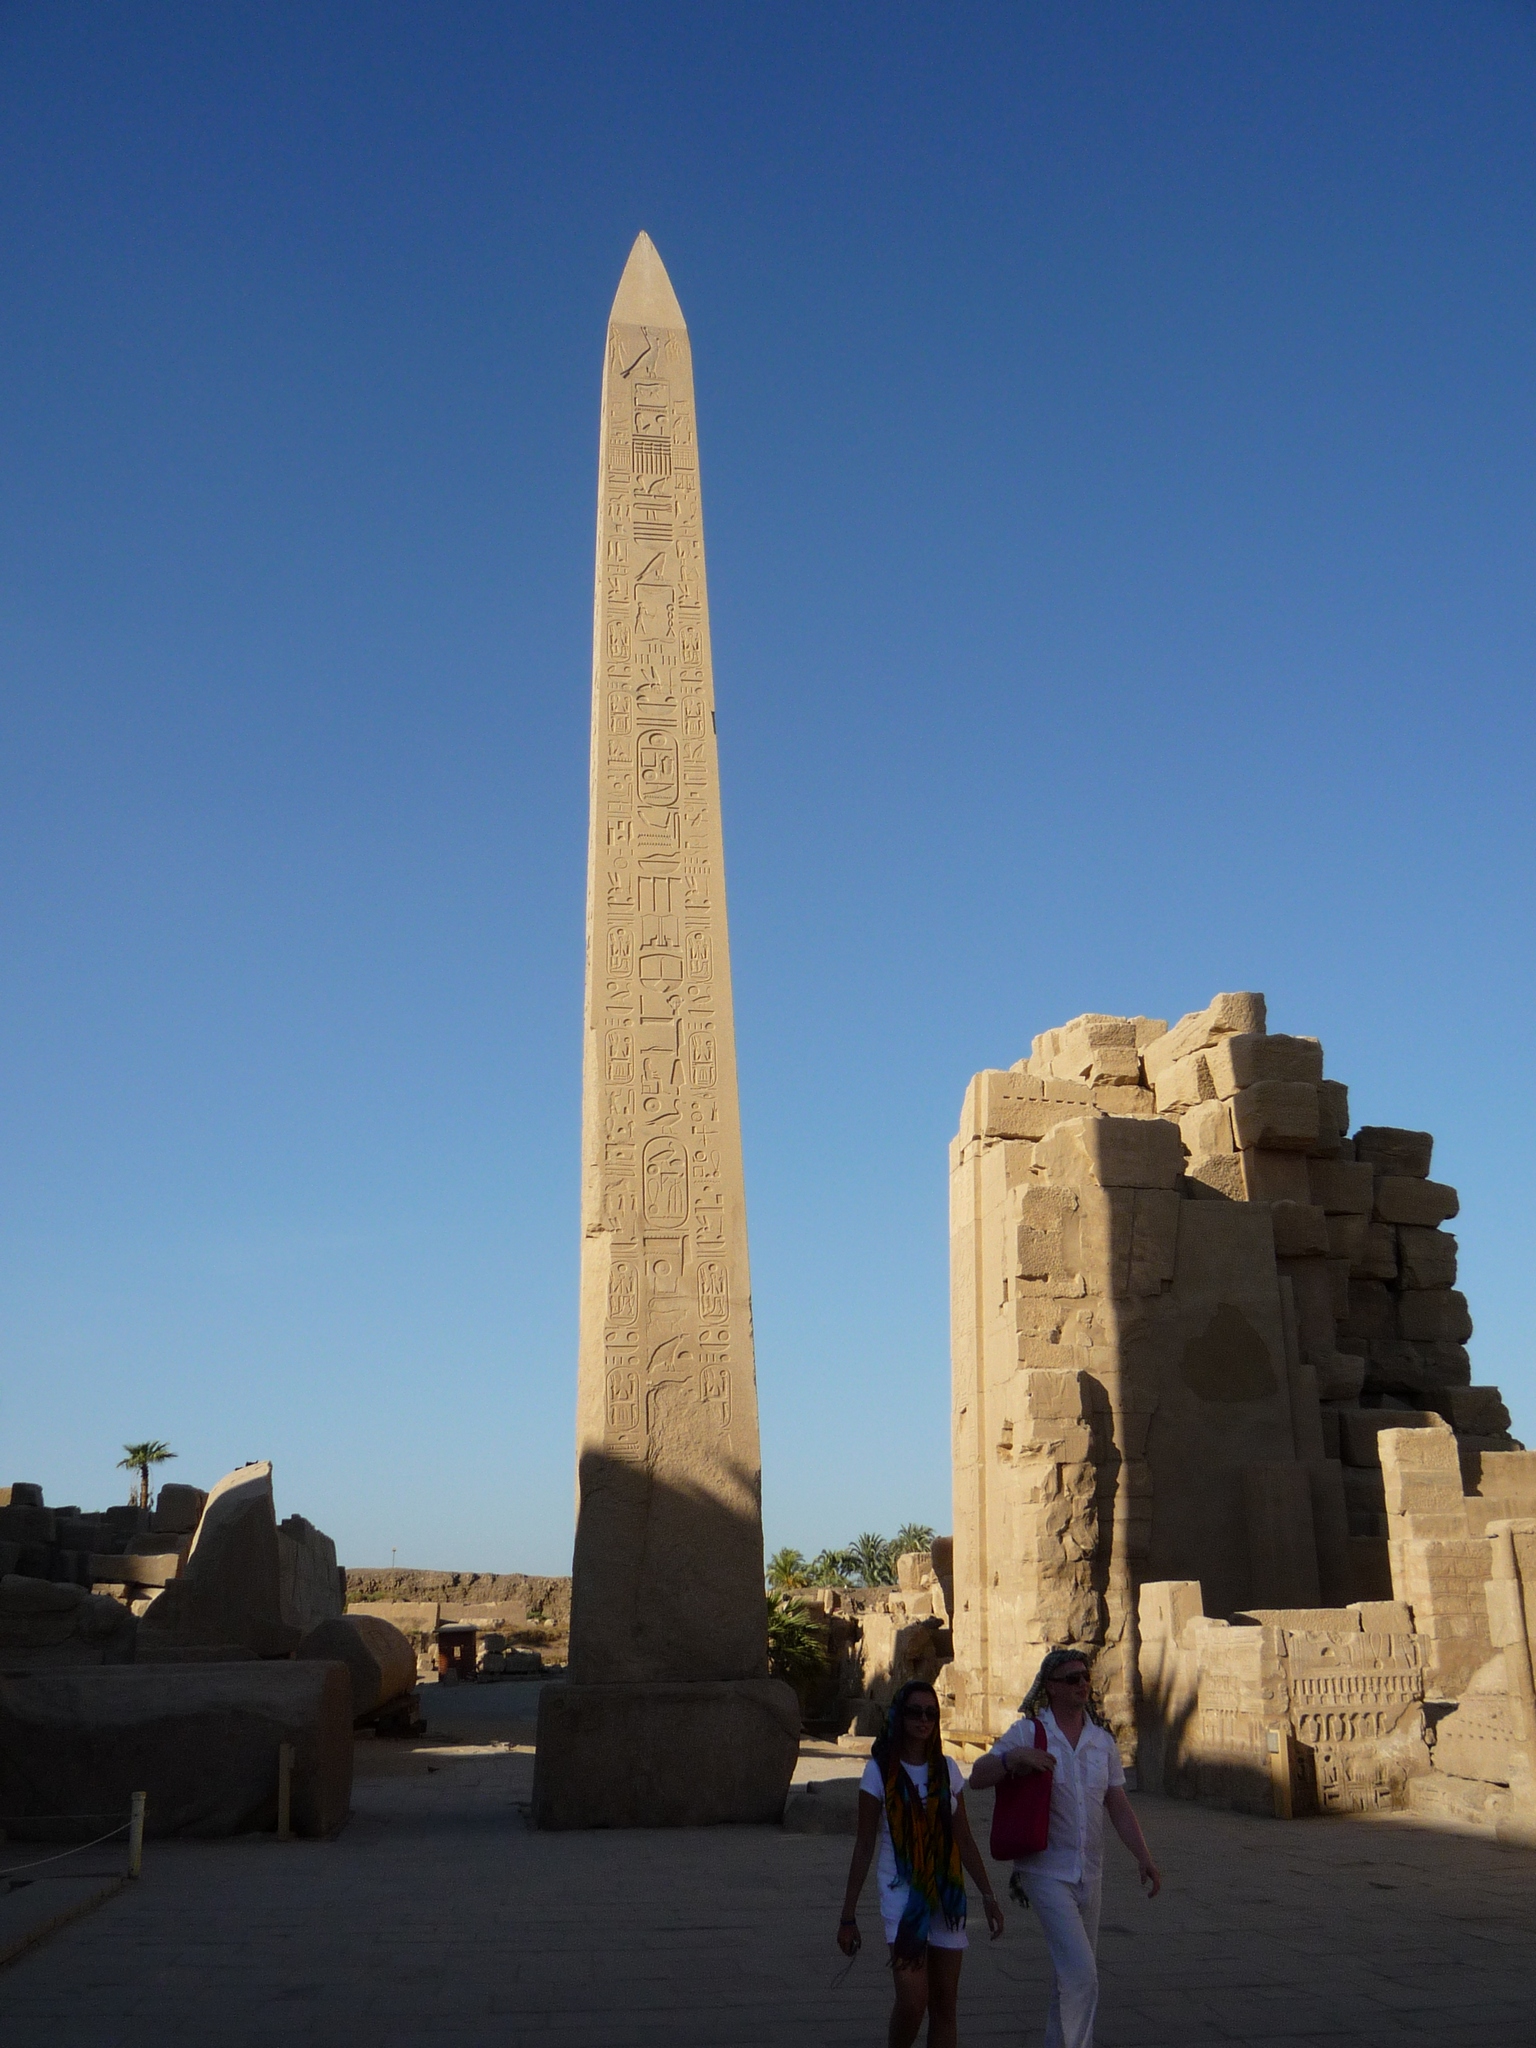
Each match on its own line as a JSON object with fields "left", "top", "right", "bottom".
{"left": 344, "top": 1568, "right": 572, "bottom": 1631}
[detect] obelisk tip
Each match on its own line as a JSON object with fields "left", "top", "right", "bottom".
{"left": 609, "top": 232, "right": 686, "bottom": 329}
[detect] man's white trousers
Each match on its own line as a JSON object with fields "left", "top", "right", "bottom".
{"left": 1021, "top": 1872, "right": 1101, "bottom": 2048}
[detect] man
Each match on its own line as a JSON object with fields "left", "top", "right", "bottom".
{"left": 969, "top": 1649, "right": 1160, "bottom": 2048}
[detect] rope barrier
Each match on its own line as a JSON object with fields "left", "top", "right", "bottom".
{"left": 0, "top": 1823, "right": 130, "bottom": 1878}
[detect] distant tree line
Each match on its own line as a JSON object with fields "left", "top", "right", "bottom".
{"left": 765, "top": 1524, "right": 936, "bottom": 1593}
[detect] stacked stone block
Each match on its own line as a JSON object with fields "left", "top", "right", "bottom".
{"left": 949, "top": 989, "right": 1524, "bottom": 1751}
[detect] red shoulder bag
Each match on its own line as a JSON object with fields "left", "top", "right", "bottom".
{"left": 987, "top": 1718, "right": 1052, "bottom": 1859}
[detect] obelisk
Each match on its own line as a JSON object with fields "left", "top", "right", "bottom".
{"left": 533, "top": 234, "right": 799, "bottom": 1828}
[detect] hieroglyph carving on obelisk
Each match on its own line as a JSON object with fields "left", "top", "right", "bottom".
{"left": 535, "top": 234, "right": 797, "bottom": 1828}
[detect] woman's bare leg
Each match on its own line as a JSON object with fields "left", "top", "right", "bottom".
{"left": 887, "top": 1950, "right": 929, "bottom": 2048}
{"left": 924, "top": 1948, "right": 963, "bottom": 2048}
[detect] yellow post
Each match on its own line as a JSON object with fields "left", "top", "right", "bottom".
{"left": 276, "top": 1743, "right": 294, "bottom": 1842}
{"left": 128, "top": 1790, "right": 146, "bottom": 1876}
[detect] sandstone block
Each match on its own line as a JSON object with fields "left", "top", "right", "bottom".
{"left": 1397, "top": 1290, "right": 1473, "bottom": 1344}
{"left": 1397, "top": 1227, "right": 1457, "bottom": 1291}
{"left": 532, "top": 1677, "right": 799, "bottom": 1828}
{"left": 1314, "top": 1080, "right": 1350, "bottom": 1152}
{"left": 86, "top": 1552, "right": 180, "bottom": 1588}
{"left": 1344, "top": 1280, "right": 1396, "bottom": 1341}
{"left": 1325, "top": 1212, "right": 1368, "bottom": 1262}
{"left": 1153, "top": 1052, "right": 1213, "bottom": 1116}
{"left": 137, "top": 1462, "right": 298, "bottom": 1658}
{"left": 1180, "top": 1099, "right": 1234, "bottom": 1159}
{"left": 1271, "top": 1203, "right": 1329, "bottom": 1258}
{"left": 1206, "top": 1033, "right": 1323, "bottom": 1097}
{"left": 0, "top": 1507, "right": 57, "bottom": 1547}
{"left": 1231, "top": 1081, "right": 1319, "bottom": 1152}
{"left": 150, "top": 1486, "right": 208, "bottom": 1536}
{"left": 297, "top": 1615, "right": 415, "bottom": 1718}
{"left": 1374, "top": 1177, "right": 1458, "bottom": 1227}
{"left": 962, "top": 1071, "right": 1092, "bottom": 1143}
{"left": 1308, "top": 1159, "right": 1376, "bottom": 1215}
{"left": 1427, "top": 1341, "right": 1472, "bottom": 1387}
{"left": 1185, "top": 1156, "right": 1245, "bottom": 1201}
{"left": 1356, "top": 1127, "right": 1434, "bottom": 1178}
{"left": 0, "top": 1486, "right": 45, "bottom": 1510}
{"left": 1313, "top": 1350, "right": 1366, "bottom": 1401}
{"left": 1035, "top": 1114, "right": 1183, "bottom": 1190}
{"left": 1090, "top": 1083, "right": 1156, "bottom": 1116}
{"left": 1341, "top": 1410, "right": 1444, "bottom": 1470}
{"left": 1445, "top": 1388, "right": 1512, "bottom": 1437}
{"left": 1240, "top": 1149, "right": 1312, "bottom": 1204}
{"left": 1141, "top": 992, "right": 1267, "bottom": 1084}
{"left": 1353, "top": 1221, "right": 1399, "bottom": 1281}
{"left": 0, "top": 1662, "right": 352, "bottom": 1839}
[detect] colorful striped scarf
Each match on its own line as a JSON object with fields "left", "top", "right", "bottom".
{"left": 875, "top": 1697, "right": 967, "bottom": 1964}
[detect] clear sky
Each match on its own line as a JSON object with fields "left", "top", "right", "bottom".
{"left": 2, "top": 3, "right": 1532, "bottom": 1575}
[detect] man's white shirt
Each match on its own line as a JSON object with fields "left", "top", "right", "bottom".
{"left": 978, "top": 1707, "right": 1125, "bottom": 1885}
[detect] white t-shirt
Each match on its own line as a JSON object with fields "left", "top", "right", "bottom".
{"left": 980, "top": 1710, "right": 1125, "bottom": 1886}
{"left": 859, "top": 1756, "right": 968, "bottom": 1904}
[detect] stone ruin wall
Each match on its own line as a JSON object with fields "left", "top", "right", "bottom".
{"left": 945, "top": 990, "right": 1529, "bottom": 1782}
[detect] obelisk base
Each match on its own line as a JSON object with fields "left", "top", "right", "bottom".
{"left": 532, "top": 1677, "right": 800, "bottom": 1829}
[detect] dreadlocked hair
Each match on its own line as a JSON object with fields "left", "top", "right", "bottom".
{"left": 1018, "top": 1647, "right": 1110, "bottom": 1727}
{"left": 871, "top": 1680, "right": 967, "bottom": 1965}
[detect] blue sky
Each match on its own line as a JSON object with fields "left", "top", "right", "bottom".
{"left": 2, "top": 3, "right": 1532, "bottom": 1573}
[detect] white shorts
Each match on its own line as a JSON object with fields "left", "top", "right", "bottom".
{"left": 880, "top": 1878, "right": 968, "bottom": 1950}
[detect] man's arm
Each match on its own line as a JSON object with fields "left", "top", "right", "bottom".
{"left": 1103, "top": 1785, "right": 1160, "bottom": 1897}
{"left": 969, "top": 1726, "right": 1054, "bottom": 1790}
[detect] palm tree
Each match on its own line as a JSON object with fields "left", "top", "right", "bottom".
{"left": 892, "top": 1522, "right": 936, "bottom": 1559}
{"left": 766, "top": 1546, "right": 810, "bottom": 1591}
{"left": 806, "top": 1548, "right": 855, "bottom": 1588}
{"left": 765, "top": 1593, "right": 827, "bottom": 1685}
{"left": 118, "top": 1440, "right": 176, "bottom": 1509}
{"left": 848, "top": 1531, "right": 897, "bottom": 1587}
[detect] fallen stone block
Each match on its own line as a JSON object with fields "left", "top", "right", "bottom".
{"left": 1355, "top": 1127, "right": 1434, "bottom": 1178}
{"left": 297, "top": 1615, "right": 415, "bottom": 1719}
{"left": 0, "top": 1576, "right": 136, "bottom": 1672}
{"left": 137, "top": 1462, "right": 298, "bottom": 1658}
{"left": 0, "top": 1661, "right": 352, "bottom": 1838}
{"left": 781, "top": 1776, "right": 862, "bottom": 1835}
{"left": 1374, "top": 1177, "right": 1459, "bottom": 1227}
{"left": 87, "top": 1552, "right": 182, "bottom": 1588}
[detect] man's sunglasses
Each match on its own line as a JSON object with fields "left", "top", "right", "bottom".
{"left": 1052, "top": 1670, "right": 1091, "bottom": 1685}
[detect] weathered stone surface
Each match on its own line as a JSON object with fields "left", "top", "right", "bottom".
{"left": 0, "top": 1662, "right": 352, "bottom": 1838}
{"left": 1444, "top": 1388, "right": 1512, "bottom": 1437}
{"left": 1356, "top": 1127, "right": 1434, "bottom": 1178}
{"left": 1035, "top": 1112, "right": 1183, "bottom": 1190}
{"left": 1397, "top": 1289, "right": 1473, "bottom": 1344}
{"left": 1141, "top": 993, "right": 1266, "bottom": 1085}
{"left": 138, "top": 1463, "right": 297, "bottom": 1657}
{"left": 0, "top": 1485, "right": 45, "bottom": 1510}
{"left": 540, "top": 236, "right": 792, "bottom": 1825}
{"left": 1353, "top": 1220, "right": 1399, "bottom": 1281}
{"left": 277, "top": 1515, "right": 344, "bottom": 1635}
{"left": 1308, "top": 1158, "right": 1375, "bottom": 1215}
{"left": 1374, "top": 1177, "right": 1459, "bottom": 1227}
{"left": 297, "top": 1615, "right": 415, "bottom": 1718}
{"left": 1231, "top": 1081, "right": 1320, "bottom": 1152}
{"left": 0, "top": 1575, "right": 135, "bottom": 1671}
{"left": 533, "top": 1679, "right": 799, "bottom": 1828}
{"left": 1271, "top": 1203, "right": 1329, "bottom": 1258}
{"left": 1240, "top": 1149, "right": 1312, "bottom": 1204}
{"left": 1396, "top": 1228, "right": 1458, "bottom": 1292}
{"left": 1206, "top": 1033, "right": 1324, "bottom": 1097}
{"left": 151, "top": 1485, "right": 207, "bottom": 1536}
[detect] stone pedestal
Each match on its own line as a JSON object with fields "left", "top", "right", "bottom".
{"left": 532, "top": 1678, "right": 799, "bottom": 1829}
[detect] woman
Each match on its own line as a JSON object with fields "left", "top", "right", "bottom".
{"left": 968, "top": 1649, "right": 1160, "bottom": 2048}
{"left": 836, "top": 1679, "right": 1005, "bottom": 2048}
